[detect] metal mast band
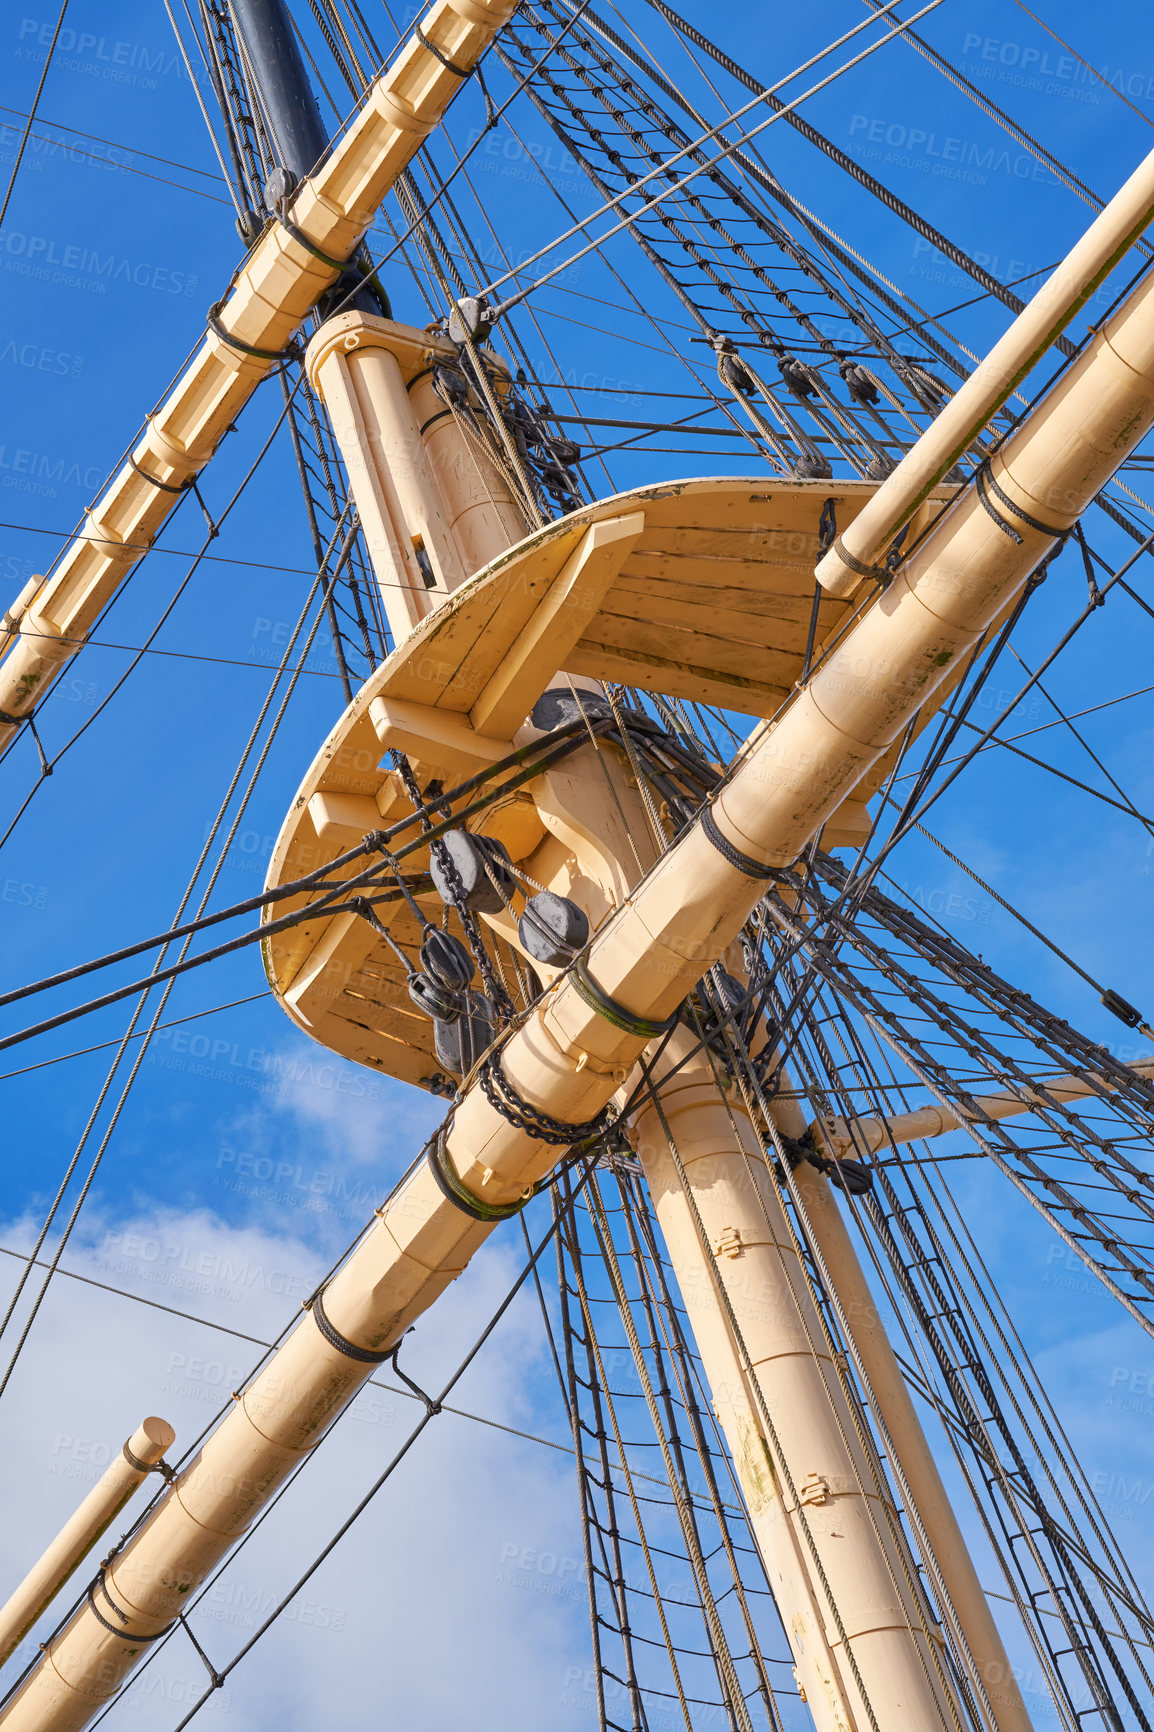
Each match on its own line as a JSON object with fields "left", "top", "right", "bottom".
{"left": 700, "top": 806, "right": 779, "bottom": 879}
{"left": 85, "top": 1576, "right": 172, "bottom": 1644}
{"left": 426, "top": 1129, "right": 530, "bottom": 1222}
{"left": 308, "top": 1290, "right": 394, "bottom": 1363}
{"left": 206, "top": 301, "right": 292, "bottom": 363}
{"left": 414, "top": 24, "right": 470, "bottom": 77}
{"left": 828, "top": 533, "right": 885, "bottom": 581}
{"left": 126, "top": 457, "right": 193, "bottom": 495}
{"left": 569, "top": 954, "right": 681, "bottom": 1039}
{"left": 121, "top": 1441, "right": 167, "bottom": 1477}
{"left": 975, "top": 460, "right": 1067, "bottom": 544}
{"left": 275, "top": 211, "right": 348, "bottom": 272}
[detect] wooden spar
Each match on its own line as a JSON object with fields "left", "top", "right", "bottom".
{"left": 791, "top": 1168, "right": 1035, "bottom": 1732}
{"left": 815, "top": 140, "right": 1154, "bottom": 597}
{"left": 0, "top": 1420, "right": 174, "bottom": 1670}
{"left": 304, "top": 311, "right": 531, "bottom": 642}
{"left": 5, "top": 163, "right": 1154, "bottom": 1729}
{"left": 811, "top": 1058, "right": 1154, "bottom": 1159}
{"left": 0, "top": 0, "right": 518, "bottom": 758}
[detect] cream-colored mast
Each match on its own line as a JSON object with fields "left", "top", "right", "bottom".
{"left": 633, "top": 1032, "right": 1033, "bottom": 1730}
{"left": 303, "top": 313, "right": 977, "bottom": 1725}
{"left": 303, "top": 310, "right": 530, "bottom": 640}
{"left": 308, "top": 292, "right": 979, "bottom": 1723}
{"left": 0, "top": 0, "right": 518, "bottom": 759}
{"left": 814, "top": 146, "right": 1154, "bottom": 596}
{"left": 633, "top": 1036, "right": 985, "bottom": 1729}
{"left": 8, "top": 118, "right": 1154, "bottom": 1732}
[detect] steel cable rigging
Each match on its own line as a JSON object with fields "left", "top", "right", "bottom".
{"left": 7, "top": 6, "right": 1154, "bottom": 1729}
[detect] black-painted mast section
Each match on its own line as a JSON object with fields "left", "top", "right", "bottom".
{"left": 227, "top": 0, "right": 387, "bottom": 315}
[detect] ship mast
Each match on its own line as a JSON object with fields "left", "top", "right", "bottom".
{"left": 4, "top": 7, "right": 1154, "bottom": 1730}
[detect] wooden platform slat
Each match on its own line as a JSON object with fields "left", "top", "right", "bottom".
{"left": 607, "top": 578, "right": 841, "bottom": 655}
{"left": 582, "top": 608, "right": 801, "bottom": 691}
{"left": 568, "top": 639, "right": 790, "bottom": 716}
{"left": 616, "top": 559, "right": 826, "bottom": 612}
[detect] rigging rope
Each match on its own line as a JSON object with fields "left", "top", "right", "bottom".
{"left": 627, "top": 0, "right": 1087, "bottom": 335}
{"left": 74, "top": 1153, "right": 605, "bottom": 1732}
{"left": 858, "top": 0, "right": 1154, "bottom": 243}
{"left": 478, "top": 1, "right": 950, "bottom": 316}
{"left": 0, "top": 492, "right": 364, "bottom": 1401}
{"left": 9, "top": 5, "right": 1154, "bottom": 1725}
{"left": 0, "top": 0, "right": 70, "bottom": 232}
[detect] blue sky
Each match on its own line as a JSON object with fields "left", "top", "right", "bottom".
{"left": 2, "top": 0, "right": 1154, "bottom": 1725}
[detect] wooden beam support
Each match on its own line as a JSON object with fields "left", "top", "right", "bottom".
{"left": 368, "top": 695, "right": 514, "bottom": 779}
{"left": 468, "top": 511, "right": 645, "bottom": 737}
{"left": 307, "top": 791, "right": 383, "bottom": 846}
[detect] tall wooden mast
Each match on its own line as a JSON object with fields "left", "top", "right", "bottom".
{"left": 5, "top": 73, "right": 1154, "bottom": 1718}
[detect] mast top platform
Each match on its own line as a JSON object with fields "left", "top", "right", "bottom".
{"left": 261, "top": 475, "right": 954, "bottom": 1089}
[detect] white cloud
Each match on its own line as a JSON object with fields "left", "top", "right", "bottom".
{"left": 0, "top": 1201, "right": 590, "bottom": 1730}
{"left": 216, "top": 1036, "right": 442, "bottom": 1176}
